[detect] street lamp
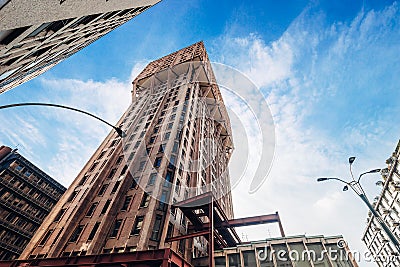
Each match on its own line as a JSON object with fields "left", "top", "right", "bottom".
{"left": 317, "top": 157, "right": 400, "bottom": 253}
{"left": 0, "top": 102, "right": 127, "bottom": 138}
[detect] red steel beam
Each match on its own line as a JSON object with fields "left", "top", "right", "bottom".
{"left": 165, "top": 230, "right": 210, "bottom": 243}
{"left": 189, "top": 213, "right": 281, "bottom": 230}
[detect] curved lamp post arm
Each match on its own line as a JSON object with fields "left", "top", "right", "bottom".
{"left": 0, "top": 102, "right": 127, "bottom": 138}
{"left": 357, "top": 169, "right": 381, "bottom": 183}
{"left": 317, "top": 177, "right": 349, "bottom": 184}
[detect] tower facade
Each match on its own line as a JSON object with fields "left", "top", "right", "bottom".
{"left": 20, "top": 42, "right": 234, "bottom": 262}
{"left": 362, "top": 140, "right": 400, "bottom": 266}
{"left": 0, "top": 146, "right": 66, "bottom": 260}
{"left": 0, "top": 0, "right": 160, "bottom": 94}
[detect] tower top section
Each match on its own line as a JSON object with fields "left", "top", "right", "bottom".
{"left": 133, "top": 41, "right": 210, "bottom": 84}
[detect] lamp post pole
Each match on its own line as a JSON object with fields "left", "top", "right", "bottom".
{"left": 317, "top": 157, "right": 400, "bottom": 254}
{"left": 0, "top": 102, "right": 127, "bottom": 138}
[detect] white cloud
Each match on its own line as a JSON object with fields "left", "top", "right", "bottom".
{"left": 37, "top": 76, "right": 132, "bottom": 185}
{"left": 216, "top": 3, "right": 400, "bottom": 266}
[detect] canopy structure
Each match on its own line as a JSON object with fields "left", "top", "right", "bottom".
{"left": 166, "top": 192, "right": 285, "bottom": 267}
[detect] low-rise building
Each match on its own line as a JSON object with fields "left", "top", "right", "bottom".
{"left": 194, "top": 235, "right": 359, "bottom": 267}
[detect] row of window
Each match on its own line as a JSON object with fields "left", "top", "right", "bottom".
{"left": 0, "top": 189, "right": 47, "bottom": 220}
{"left": 11, "top": 163, "right": 63, "bottom": 196}
{"left": 0, "top": 229, "right": 28, "bottom": 249}
{"left": 0, "top": 208, "right": 38, "bottom": 233}
{"left": 1, "top": 173, "right": 55, "bottom": 209}
{"left": 66, "top": 215, "right": 146, "bottom": 244}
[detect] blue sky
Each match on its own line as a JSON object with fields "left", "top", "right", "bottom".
{"left": 1, "top": 0, "right": 400, "bottom": 265}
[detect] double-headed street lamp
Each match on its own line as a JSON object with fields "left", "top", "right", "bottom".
{"left": 317, "top": 156, "right": 400, "bottom": 254}
{"left": 0, "top": 102, "right": 127, "bottom": 138}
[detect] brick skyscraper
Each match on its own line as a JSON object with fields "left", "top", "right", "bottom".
{"left": 20, "top": 42, "right": 234, "bottom": 263}
{"left": 0, "top": 0, "right": 160, "bottom": 94}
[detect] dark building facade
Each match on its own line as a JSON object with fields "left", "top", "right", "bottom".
{"left": 19, "top": 42, "right": 235, "bottom": 264}
{"left": 0, "top": 145, "right": 66, "bottom": 260}
{"left": 0, "top": 0, "right": 160, "bottom": 94}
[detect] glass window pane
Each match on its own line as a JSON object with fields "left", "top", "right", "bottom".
{"left": 215, "top": 256, "right": 226, "bottom": 267}
{"left": 288, "top": 243, "right": 312, "bottom": 267}
{"left": 228, "top": 253, "right": 240, "bottom": 267}
{"left": 257, "top": 247, "right": 274, "bottom": 267}
{"left": 307, "top": 244, "right": 330, "bottom": 267}
{"left": 243, "top": 251, "right": 257, "bottom": 267}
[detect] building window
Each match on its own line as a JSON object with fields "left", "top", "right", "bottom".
{"left": 15, "top": 165, "right": 23, "bottom": 172}
{"left": 121, "top": 165, "right": 128, "bottom": 175}
{"left": 78, "top": 175, "right": 89, "bottom": 186}
{"left": 97, "top": 151, "right": 106, "bottom": 160}
{"left": 86, "top": 202, "right": 98, "bottom": 217}
{"left": 138, "top": 161, "right": 146, "bottom": 171}
{"left": 131, "top": 216, "right": 144, "bottom": 235}
{"left": 88, "top": 162, "right": 98, "bottom": 172}
{"left": 159, "top": 190, "right": 168, "bottom": 210}
{"left": 140, "top": 192, "right": 151, "bottom": 208}
{"left": 170, "top": 199, "right": 177, "bottom": 217}
{"left": 101, "top": 200, "right": 111, "bottom": 214}
{"left": 70, "top": 14, "right": 99, "bottom": 28}
{"left": 53, "top": 208, "right": 66, "bottom": 222}
{"left": 121, "top": 196, "right": 132, "bottom": 211}
{"left": 0, "top": 26, "right": 29, "bottom": 46}
{"left": 69, "top": 225, "right": 85, "bottom": 243}
{"left": 154, "top": 157, "right": 162, "bottom": 168}
{"left": 107, "top": 168, "right": 117, "bottom": 179}
{"left": 88, "top": 222, "right": 100, "bottom": 241}
{"left": 166, "top": 223, "right": 174, "bottom": 238}
{"left": 67, "top": 190, "right": 79, "bottom": 202}
{"left": 181, "top": 215, "right": 187, "bottom": 228}
{"left": 178, "top": 239, "right": 185, "bottom": 254}
{"left": 172, "top": 142, "right": 179, "bottom": 153}
{"left": 150, "top": 215, "right": 163, "bottom": 241}
{"left": 110, "top": 219, "right": 123, "bottom": 238}
{"left": 39, "top": 229, "right": 54, "bottom": 246}
{"left": 164, "top": 132, "right": 171, "bottom": 140}
{"left": 175, "top": 179, "right": 181, "bottom": 194}
{"left": 164, "top": 171, "right": 174, "bottom": 187}
{"left": 158, "top": 144, "right": 165, "bottom": 153}
{"left": 111, "top": 181, "right": 121, "bottom": 193}
{"left": 116, "top": 155, "right": 124, "bottom": 165}
{"left": 98, "top": 184, "right": 108, "bottom": 196}
{"left": 168, "top": 155, "right": 176, "bottom": 169}
{"left": 148, "top": 173, "right": 157, "bottom": 186}
{"left": 130, "top": 177, "right": 138, "bottom": 189}
{"left": 134, "top": 141, "right": 140, "bottom": 148}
